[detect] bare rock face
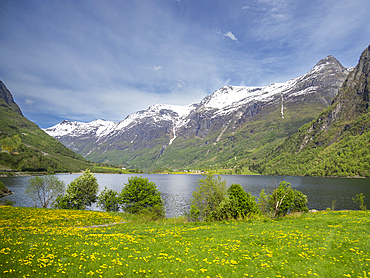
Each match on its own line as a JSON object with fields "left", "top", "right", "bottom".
{"left": 334, "top": 45, "right": 370, "bottom": 120}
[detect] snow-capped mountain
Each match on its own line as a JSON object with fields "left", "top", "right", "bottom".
{"left": 44, "top": 55, "right": 350, "bottom": 169}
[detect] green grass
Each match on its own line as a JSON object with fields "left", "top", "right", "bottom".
{"left": 1, "top": 206, "right": 369, "bottom": 277}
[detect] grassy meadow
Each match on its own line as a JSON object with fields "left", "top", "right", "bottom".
{"left": 0, "top": 206, "right": 369, "bottom": 277}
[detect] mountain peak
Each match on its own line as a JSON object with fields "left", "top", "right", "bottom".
{"left": 0, "top": 81, "right": 23, "bottom": 116}
{"left": 309, "top": 55, "right": 347, "bottom": 74}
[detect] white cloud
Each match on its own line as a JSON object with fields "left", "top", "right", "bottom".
{"left": 2, "top": 0, "right": 370, "bottom": 128}
{"left": 152, "top": 66, "right": 163, "bottom": 72}
{"left": 223, "top": 31, "right": 238, "bottom": 41}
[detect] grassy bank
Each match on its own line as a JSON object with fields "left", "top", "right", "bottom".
{"left": 0, "top": 207, "right": 369, "bottom": 277}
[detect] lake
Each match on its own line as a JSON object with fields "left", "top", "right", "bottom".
{"left": 1, "top": 174, "right": 369, "bottom": 218}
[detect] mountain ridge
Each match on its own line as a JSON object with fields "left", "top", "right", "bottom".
{"left": 44, "top": 55, "right": 351, "bottom": 171}
{"left": 253, "top": 45, "right": 370, "bottom": 177}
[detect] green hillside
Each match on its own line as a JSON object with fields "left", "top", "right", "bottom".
{"left": 0, "top": 81, "right": 90, "bottom": 173}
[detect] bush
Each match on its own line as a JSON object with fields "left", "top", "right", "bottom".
{"left": 352, "top": 193, "right": 366, "bottom": 210}
{"left": 227, "top": 183, "right": 259, "bottom": 218}
{"left": 268, "top": 181, "right": 294, "bottom": 217}
{"left": 258, "top": 189, "right": 270, "bottom": 216}
{"left": 54, "top": 170, "right": 99, "bottom": 210}
{"left": 188, "top": 173, "right": 227, "bottom": 222}
{"left": 291, "top": 190, "right": 309, "bottom": 213}
{"left": 209, "top": 197, "right": 239, "bottom": 221}
{"left": 267, "top": 181, "right": 308, "bottom": 217}
{"left": 25, "top": 175, "right": 65, "bottom": 208}
{"left": 97, "top": 187, "right": 120, "bottom": 212}
{"left": 119, "top": 176, "right": 165, "bottom": 218}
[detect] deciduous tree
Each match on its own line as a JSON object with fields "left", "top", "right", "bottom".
{"left": 188, "top": 173, "right": 227, "bottom": 221}
{"left": 26, "top": 175, "right": 65, "bottom": 208}
{"left": 54, "top": 170, "right": 98, "bottom": 209}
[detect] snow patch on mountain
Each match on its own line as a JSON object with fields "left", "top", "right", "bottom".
{"left": 45, "top": 119, "right": 118, "bottom": 138}
{"left": 44, "top": 55, "right": 349, "bottom": 148}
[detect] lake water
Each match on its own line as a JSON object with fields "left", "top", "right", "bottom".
{"left": 1, "top": 174, "right": 369, "bottom": 218}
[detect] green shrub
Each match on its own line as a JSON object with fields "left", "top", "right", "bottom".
{"left": 188, "top": 173, "right": 227, "bottom": 222}
{"left": 227, "top": 183, "right": 259, "bottom": 218}
{"left": 0, "top": 181, "right": 5, "bottom": 191}
{"left": 352, "top": 193, "right": 366, "bottom": 210}
{"left": 97, "top": 187, "right": 120, "bottom": 212}
{"left": 268, "top": 181, "right": 294, "bottom": 217}
{"left": 267, "top": 181, "right": 308, "bottom": 218}
{"left": 119, "top": 176, "right": 165, "bottom": 218}
{"left": 291, "top": 190, "right": 309, "bottom": 213}
{"left": 54, "top": 170, "right": 99, "bottom": 210}
{"left": 209, "top": 197, "right": 239, "bottom": 221}
{"left": 258, "top": 189, "right": 270, "bottom": 216}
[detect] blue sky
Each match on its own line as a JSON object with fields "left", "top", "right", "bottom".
{"left": 1, "top": 0, "right": 369, "bottom": 128}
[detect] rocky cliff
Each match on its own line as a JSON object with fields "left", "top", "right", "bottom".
{"left": 0, "top": 81, "right": 23, "bottom": 116}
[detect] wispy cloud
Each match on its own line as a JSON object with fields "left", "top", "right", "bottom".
{"left": 0, "top": 0, "right": 369, "bottom": 128}
{"left": 223, "top": 31, "right": 238, "bottom": 41}
{"left": 152, "top": 66, "right": 163, "bottom": 72}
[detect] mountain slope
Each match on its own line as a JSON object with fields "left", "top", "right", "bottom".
{"left": 254, "top": 45, "right": 370, "bottom": 177}
{"left": 45, "top": 55, "right": 350, "bottom": 171}
{"left": 0, "top": 81, "right": 89, "bottom": 173}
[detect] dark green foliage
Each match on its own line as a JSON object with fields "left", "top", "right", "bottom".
{"left": 353, "top": 193, "right": 366, "bottom": 211}
{"left": 267, "top": 181, "right": 308, "bottom": 218}
{"left": 119, "top": 176, "right": 165, "bottom": 218}
{"left": 254, "top": 126, "right": 370, "bottom": 178}
{"left": 53, "top": 170, "right": 99, "bottom": 210}
{"left": 268, "top": 181, "right": 295, "bottom": 217}
{"left": 210, "top": 184, "right": 260, "bottom": 221}
{"left": 0, "top": 181, "right": 13, "bottom": 198}
{"left": 291, "top": 190, "right": 309, "bottom": 213}
{"left": 188, "top": 173, "right": 227, "bottom": 221}
{"left": 25, "top": 175, "right": 65, "bottom": 208}
{"left": 189, "top": 176, "right": 308, "bottom": 222}
{"left": 97, "top": 187, "right": 120, "bottom": 212}
{"left": 209, "top": 197, "right": 238, "bottom": 221}
{"left": 227, "top": 183, "right": 259, "bottom": 218}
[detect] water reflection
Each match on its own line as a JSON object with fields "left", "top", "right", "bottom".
{"left": 1, "top": 174, "right": 369, "bottom": 218}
